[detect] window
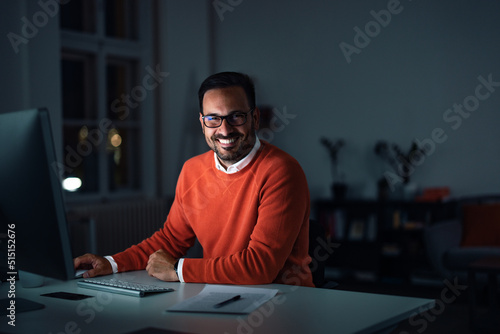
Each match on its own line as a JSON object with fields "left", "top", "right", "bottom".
{"left": 60, "top": 0, "right": 155, "bottom": 201}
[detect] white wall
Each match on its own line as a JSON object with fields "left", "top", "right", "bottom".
{"left": 158, "top": 0, "right": 212, "bottom": 196}
{"left": 205, "top": 0, "right": 500, "bottom": 200}
{"left": 2, "top": 0, "right": 499, "bottom": 202}
{"left": 0, "top": 0, "right": 62, "bottom": 154}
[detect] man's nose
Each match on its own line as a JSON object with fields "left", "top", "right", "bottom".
{"left": 217, "top": 118, "right": 234, "bottom": 135}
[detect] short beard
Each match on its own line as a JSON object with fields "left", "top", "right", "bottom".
{"left": 211, "top": 127, "right": 256, "bottom": 166}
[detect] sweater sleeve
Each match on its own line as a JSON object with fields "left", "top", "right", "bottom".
{"left": 111, "top": 175, "right": 196, "bottom": 272}
{"left": 181, "top": 153, "right": 312, "bottom": 286}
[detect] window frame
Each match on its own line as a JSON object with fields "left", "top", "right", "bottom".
{"left": 60, "top": 0, "right": 156, "bottom": 202}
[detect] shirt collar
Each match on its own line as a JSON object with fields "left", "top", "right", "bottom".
{"left": 215, "top": 136, "right": 261, "bottom": 174}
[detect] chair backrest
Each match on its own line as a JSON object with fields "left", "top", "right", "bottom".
{"left": 423, "top": 219, "right": 461, "bottom": 279}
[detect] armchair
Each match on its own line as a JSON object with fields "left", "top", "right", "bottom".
{"left": 424, "top": 199, "right": 500, "bottom": 283}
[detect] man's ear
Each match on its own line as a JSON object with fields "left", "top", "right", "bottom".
{"left": 199, "top": 112, "right": 205, "bottom": 131}
{"left": 252, "top": 107, "right": 260, "bottom": 130}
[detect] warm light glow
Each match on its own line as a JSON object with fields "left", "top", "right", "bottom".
{"left": 78, "top": 126, "right": 89, "bottom": 141}
{"left": 110, "top": 133, "right": 122, "bottom": 147}
{"left": 63, "top": 177, "right": 82, "bottom": 192}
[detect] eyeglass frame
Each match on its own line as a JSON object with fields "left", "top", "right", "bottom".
{"left": 201, "top": 108, "right": 255, "bottom": 128}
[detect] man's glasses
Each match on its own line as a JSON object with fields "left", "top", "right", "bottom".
{"left": 202, "top": 109, "right": 254, "bottom": 128}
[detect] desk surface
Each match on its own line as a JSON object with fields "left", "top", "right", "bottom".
{"left": 1, "top": 271, "right": 434, "bottom": 334}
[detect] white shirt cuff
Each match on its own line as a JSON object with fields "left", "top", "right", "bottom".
{"left": 105, "top": 255, "right": 183, "bottom": 282}
{"left": 104, "top": 256, "right": 118, "bottom": 273}
{"left": 177, "top": 258, "right": 185, "bottom": 283}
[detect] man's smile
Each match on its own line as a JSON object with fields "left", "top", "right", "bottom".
{"left": 218, "top": 137, "right": 237, "bottom": 145}
{"left": 215, "top": 135, "right": 241, "bottom": 149}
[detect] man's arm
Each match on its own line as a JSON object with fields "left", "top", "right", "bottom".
{"left": 74, "top": 250, "right": 181, "bottom": 281}
{"left": 110, "top": 191, "right": 197, "bottom": 274}
{"left": 72, "top": 163, "right": 196, "bottom": 280}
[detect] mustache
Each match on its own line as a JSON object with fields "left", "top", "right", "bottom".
{"left": 213, "top": 133, "right": 242, "bottom": 140}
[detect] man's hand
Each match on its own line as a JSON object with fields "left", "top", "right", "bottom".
{"left": 73, "top": 253, "right": 113, "bottom": 278}
{"left": 146, "top": 249, "right": 179, "bottom": 282}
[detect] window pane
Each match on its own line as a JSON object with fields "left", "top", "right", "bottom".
{"left": 105, "top": 0, "right": 138, "bottom": 40}
{"left": 107, "top": 127, "right": 140, "bottom": 191}
{"left": 107, "top": 58, "right": 139, "bottom": 121}
{"left": 61, "top": 53, "right": 97, "bottom": 120}
{"left": 63, "top": 125, "right": 100, "bottom": 193}
{"left": 60, "top": 0, "right": 148, "bottom": 198}
{"left": 60, "top": 0, "right": 96, "bottom": 33}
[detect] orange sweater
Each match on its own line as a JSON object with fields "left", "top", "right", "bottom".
{"left": 113, "top": 141, "right": 313, "bottom": 287}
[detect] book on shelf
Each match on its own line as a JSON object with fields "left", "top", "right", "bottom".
{"left": 348, "top": 220, "right": 365, "bottom": 241}
{"left": 320, "top": 209, "right": 346, "bottom": 241}
{"left": 391, "top": 210, "right": 425, "bottom": 230}
{"left": 321, "top": 210, "right": 378, "bottom": 242}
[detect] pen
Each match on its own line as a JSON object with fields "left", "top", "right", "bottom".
{"left": 214, "top": 295, "right": 241, "bottom": 308}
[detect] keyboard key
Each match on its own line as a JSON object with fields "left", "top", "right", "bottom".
{"left": 77, "top": 278, "right": 174, "bottom": 297}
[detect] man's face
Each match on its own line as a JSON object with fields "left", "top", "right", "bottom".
{"left": 199, "top": 86, "right": 260, "bottom": 168}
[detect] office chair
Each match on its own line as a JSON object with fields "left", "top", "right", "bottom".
{"left": 309, "top": 219, "right": 338, "bottom": 289}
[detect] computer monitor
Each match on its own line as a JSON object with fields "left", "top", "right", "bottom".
{"left": 0, "top": 108, "right": 75, "bottom": 282}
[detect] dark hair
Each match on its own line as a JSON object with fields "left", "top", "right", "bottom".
{"left": 198, "top": 72, "right": 256, "bottom": 114}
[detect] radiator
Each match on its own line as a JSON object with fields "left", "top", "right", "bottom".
{"left": 67, "top": 198, "right": 172, "bottom": 256}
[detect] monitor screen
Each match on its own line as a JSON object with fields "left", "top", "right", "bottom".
{"left": 0, "top": 108, "right": 74, "bottom": 281}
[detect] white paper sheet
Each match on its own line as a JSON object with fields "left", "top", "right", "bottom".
{"left": 167, "top": 285, "right": 279, "bottom": 314}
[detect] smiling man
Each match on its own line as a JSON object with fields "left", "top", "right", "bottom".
{"left": 74, "top": 72, "right": 314, "bottom": 287}
{"left": 200, "top": 85, "right": 258, "bottom": 168}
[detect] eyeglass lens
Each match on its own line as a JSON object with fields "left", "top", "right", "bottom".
{"left": 204, "top": 113, "right": 247, "bottom": 128}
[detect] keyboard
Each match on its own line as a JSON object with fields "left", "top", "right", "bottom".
{"left": 77, "top": 278, "right": 175, "bottom": 297}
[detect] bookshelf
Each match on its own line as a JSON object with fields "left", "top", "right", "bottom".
{"left": 315, "top": 199, "right": 458, "bottom": 284}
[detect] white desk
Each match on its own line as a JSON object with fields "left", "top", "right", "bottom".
{"left": 1, "top": 271, "right": 434, "bottom": 334}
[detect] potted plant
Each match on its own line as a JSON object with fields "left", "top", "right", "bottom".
{"left": 374, "top": 140, "right": 424, "bottom": 200}
{"left": 320, "top": 137, "right": 346, "bottom": 200}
